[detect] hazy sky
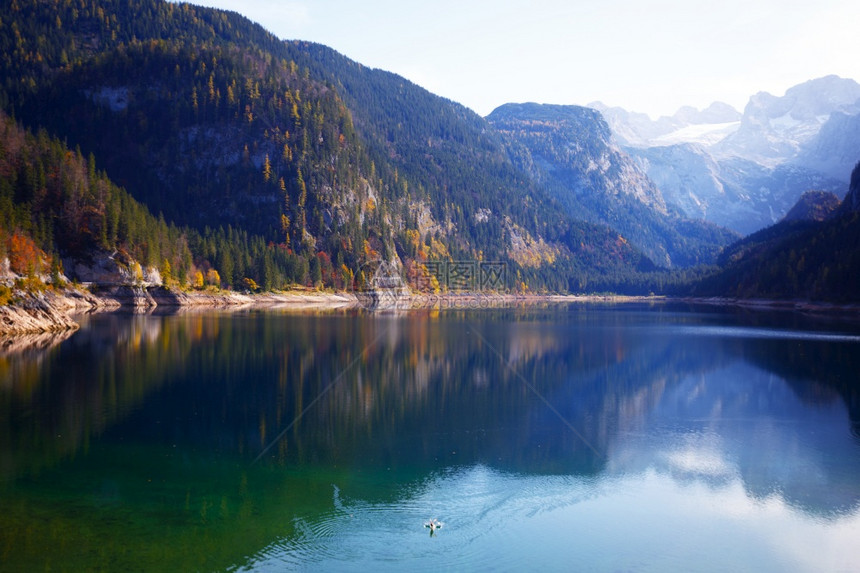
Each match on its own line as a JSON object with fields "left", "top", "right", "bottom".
{"left": 190, "top": 0, "right": 860, "bottom": 119}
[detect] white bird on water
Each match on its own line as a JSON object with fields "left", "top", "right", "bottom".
{"left": 424, "top": 518, "right": 443, "bottom": 535}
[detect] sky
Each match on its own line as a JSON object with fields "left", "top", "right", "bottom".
{"left": 189, "top": 0, "right": 860, "bottom": 119}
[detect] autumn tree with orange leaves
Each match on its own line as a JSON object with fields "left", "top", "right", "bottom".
{"left": 6, "top": 232, "right": 47, "bottom": 277}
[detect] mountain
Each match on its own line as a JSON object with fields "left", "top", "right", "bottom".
{"left": 841, "top": 163, "right": 860, "bottom": 213}
{"left": 0, "top": 0, "right": 668, "bottom": 294}
{"left": 691, "top": 163, "right": 860, "bottom": 302}
{"left": 631, "top": 145, "right": 847, "bottom": 234}
{"left": 597, "top": 77, "right": 858, "bottom": 234}
{"left": 279, "top": 45, "right": 737, "bottom": 270}
{"left": 589, "top": 101, "right": 741, "bottom": 148}
{"left": 781, "top": 190, "right": 841, "bottom": 223}
{"left": 486, "top": 103, "right": 737, "bottom": 268}
{"left": 674, "top": 102, "right": 743, "bottom": 125}
{"left": 5, "top": 0, "right": 853, "bottom": 302}
{"left": 795, "top": 110, "right": 860, "bottom": 181}
{"left": 713, "top": 76, "right": 860, "bottom": 166}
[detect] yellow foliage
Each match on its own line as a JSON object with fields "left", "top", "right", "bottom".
{"left": 363, "top": 240, "right": 377, "bottom": 260}
{"left": 405, "top": 229, "right": 420, "bottom": 246}
{"left": 206, "top": 268, "right": 221, "bottom": 287}
{"left": 429, "top": 237, "right": 450, "bottom": 260}
{"left": 430, "top": 273, "right": 441, "bottom": 294}
{"left": 341, "top": 264, "right": 354, "bottom": 289}
{"left": 131, "top": 261, "right": 144, "bottom": 283}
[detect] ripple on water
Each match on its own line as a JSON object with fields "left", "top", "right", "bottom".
{"left": 656, "top": 325, "right": 860, "bottom": 343}
{"left": 241, "top": 466, "right": 601, "bottom": 571}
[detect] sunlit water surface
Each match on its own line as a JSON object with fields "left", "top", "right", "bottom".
{"left": 2, "top": 303, "right": 859, "bottom": 571}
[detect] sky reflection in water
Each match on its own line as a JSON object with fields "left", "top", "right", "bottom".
{"left": 1, "top": 304, "right": 859, "bottom": 571}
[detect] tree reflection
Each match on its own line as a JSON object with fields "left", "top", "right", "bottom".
{"left": 2, "top": 306, "right": 860, "bottom": 570}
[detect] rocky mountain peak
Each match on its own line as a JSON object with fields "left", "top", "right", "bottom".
{"left": 795, "top": 111, "right": 860, "bottom": 182}
{"left": 783, "top": 75, "right": 860, "bottom": 119}
{"left": 719, "top": 76, "right": 860, "bottom": 166}
{"left": 673, "top": 102, "right": 741, "bottom": 125}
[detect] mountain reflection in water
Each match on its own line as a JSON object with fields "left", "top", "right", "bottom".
{"left": 1, "top": 304, "right": 859, "bottom": 571}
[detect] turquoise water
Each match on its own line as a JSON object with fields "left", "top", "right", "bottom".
{"left": 1, "top": 304, "right": 860, "bottom": 571}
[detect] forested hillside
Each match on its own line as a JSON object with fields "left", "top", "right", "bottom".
{"left": 7, "top": 0, "right": 852, "bottom": 301}
{"left": 2, "top": 0, "right": 396, "bottom": 289}
{"left": 691, "top": 163, "right": 860, "bottom": 301}
{"left": 0, "top": 0, "right": 676, "bottom": 293}
{"left": 0, "top": 110, "right": 308, "bottom": 290}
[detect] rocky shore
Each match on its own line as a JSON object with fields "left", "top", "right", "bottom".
{"left": 2, "top": 286, "right": 647, "bottom": 335}
{"left": 4, "top": 286, "right": 859, "bottom": 337}
{"left": 0, "top": 285, "right": 360, "bottom": 335}
{"left": 0, "top": 288, "right": 117, "bottom": 335}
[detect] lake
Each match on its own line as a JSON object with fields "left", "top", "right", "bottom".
{"left": 2, "top": 303, "right": 860, "bottom": 571}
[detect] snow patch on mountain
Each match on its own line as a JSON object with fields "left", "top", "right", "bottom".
{"left": 593, "top": 76, "right": 860, "bottom": 234}
{"left": 589, "top": 100, "right": 741, "bottom": 148}
{"left": 713, "top": 76, "right": 860, "bottom": 166}
{"left": 651, "top": 121, "right": 740, "bottom": 147}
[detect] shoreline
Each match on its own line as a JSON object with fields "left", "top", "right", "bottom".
{"left": 0, "top": 285, "right": 362, "bottom": 336}
{"left": 678, "top": 296, "right": 860, "bottom": 316}
{"left": 3, "top": 286, "right": 860, "bottom": 336}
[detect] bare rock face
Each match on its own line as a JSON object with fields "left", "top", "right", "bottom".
{"left": 0, "top": 290, "right": 80, "bottom": 335}
{"left": 143, "top": 267, "right": 162, "bottom": 285}
{"left": 64, "top": 250, "right": 161, "bottom": 287}
{"left": 67, "top": 251, "right": 134, "bottom": 285}
{"left": 92, "top": 285, "right": 157, "bottom": 308}
{"left": 0, "top": 258, "right": 14, "bottom": 282}
{"left": 594, "top": 77, "right": 859, "bottom": 235}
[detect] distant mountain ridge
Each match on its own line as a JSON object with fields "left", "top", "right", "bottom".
{"left": 589, "top": 101, "right": 742, "bottom": 148}
{"left": 691, "top": 162, "right": 860, "bottom": 302}
{"left": 795, "top": 110, "right": 860, "bottom": 181}
{"left": 713, "top": 75, "right": 860, "bottom": 167}
{"left": 487, "top": 103, "right": 737, "bottom": 268}
{"left": 592, "top": 76, "right": 859, "bottom": 234}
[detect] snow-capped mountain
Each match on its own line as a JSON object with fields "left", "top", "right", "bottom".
{"left": 591, "top": 76, "right": 860, "bottom": 234}
{"left": 794, "top": 111, "right": 860, "bottom": 181}
{"left": 713, "top": 75, "right": 860, "bottom": 166}
{"left": 627, "top": 144, "right": 724, "bottom": 221}
{"left": 589, "top": 101, "right": 741, "bottom": 148}
{"left": 487, "top": 103, "right": 738, "bottom": 268}
{"left": 629, "top": 145, "right": 845, "bottom": 235}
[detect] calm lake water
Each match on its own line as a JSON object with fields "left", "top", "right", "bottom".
{"left": 2, "top": 303, "right": 860, "bottom": 571}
